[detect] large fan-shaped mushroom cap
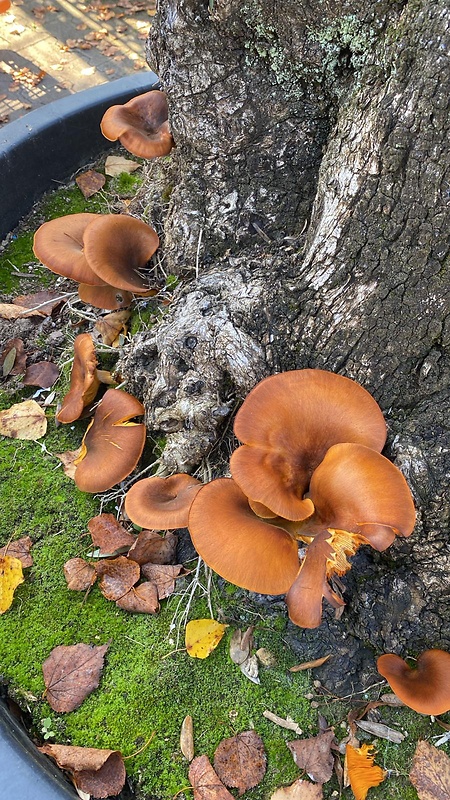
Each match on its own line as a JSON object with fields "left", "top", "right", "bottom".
{"left": 78, "top": 283, "right": 133, "bottom": 311}
{"left": 188, "top": 478, "right": 300, "bottom": 595}
{"left": 100, "top": 90, "right": 174, "bottom": 158}
{"left": 33, "top": 213, "right": 107, "bottom": 285}
{"left": 377, "top": 650, "right": 450, "bottom": 715}
{"left": 56, "top": 333, "right": 99, "bottom": 424}
{"left": 74, "top": 389, "right": 146, "bottom": 493}
{"left": 230, "top": 370, "right": 387, "bottom": 521}
{"left": 305, "top": 443, "right": 416, "bottom": 550}
{"left": 82, "top": 215, "right": 160, "bottom": 293}
{"left": 125, "top": 474, "right": 202, "bottom": 530}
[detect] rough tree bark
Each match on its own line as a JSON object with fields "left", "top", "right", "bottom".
{"left": 122, "top": 0, "right": 450, "bottom": 692}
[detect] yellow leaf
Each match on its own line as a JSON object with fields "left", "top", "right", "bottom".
{"left": 185, "top": 619, "right": 227, "bottom": 659}
{"left": 0, "top": 399, "right": 47, "bottom": 440}
{"left": 0, "top": 556, "right": 24, "bottom": 614}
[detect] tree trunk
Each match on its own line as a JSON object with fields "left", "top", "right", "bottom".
{"left": 121, "top": 0, "right": 450, "bottom": 693}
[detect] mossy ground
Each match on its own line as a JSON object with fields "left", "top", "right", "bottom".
{"left": 1, "top": 169, "right": 449, "bottom": 800}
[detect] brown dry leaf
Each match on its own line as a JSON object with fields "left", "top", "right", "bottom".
{"left": 0, "top": 555, "right": 24, "bottom": 614}
{"left": 380, "top": 693, "right": 405, "bottom": 707}
{"left": 104, "top": 155, "right": 141, "bottom": 176}
{"left": 270, "top": 779, "right": 323, "bottom": 800}
{"left": 14, "top": 290, "right": 66, "bottom": 316}
{"left": 64, "top": 558, "right": 97, "bottom": 591}
{"left": 23, "top": 361, "right": 59, "bottom": 388}
{"left": 0, "top": 302, "right": 44, "bottom": 319}
{"left": 95, "top": 556, "right": 140, "bottom": 601}
{"left": 39, "top": 743, "right": 126, "bottom": 798}
{"left": 289, "top": 655, "right": 332, "bottom": 672}
{"left": 55, "top": 447, "right": 82, "bottom": 479}
{"left": 229, "top": 626, "right": 254, "bottom": 665}
{"left": 115, "top": 581, "right": 160, "bottom": 613}
{"left": 0, "top": 399, "right": 47, "bottom": 440}
{"left": 409, "top": 740, "right": 450, "bottom": 800}
{"left": 0, "top": 536, "right": 33, "bottom": 567}
{"left": 88, "top": 513, "right": 135, "bottom": 556}
{"left": 42, "top": 642, "right": 109, "bottom": 712}
{"left": 128, "top": 529, "right": 178, "bottom": 565}
{"left": 140, "top": 563, "right": 185, "bottom": 599}
{"left": 1, "top": 338, "right": 26, "bottom": 376}
{"left": 181, "top": 715, "right": 194, "bottom": 761}
{"left": 214, "top": 731, "right": 266, "bottom": 795}
{"left": 287, "top": 731, "right": 335, "bottom": 784}
{"left": 355, "top": 719, "right": 404, "bottom": 743}
{"left": 94, "top": 310, "right": 130, "bottom": 346}
{"left": 76, "top": 170, "right": 106, "bottom": 198}
{"left": 189, "top": 755, "right": 235, "bottom": 800}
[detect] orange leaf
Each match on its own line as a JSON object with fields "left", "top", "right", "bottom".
{"left": 345, "top": 743, "right": 386, "bottom": 800}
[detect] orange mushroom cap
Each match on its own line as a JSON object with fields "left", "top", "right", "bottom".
{"left": 377, "top": 650, "right": 450, "bottom": 715}
{"left": 0, "top": 2, "right": 11, "bottom": 13}
{"left": 125, "top": 474, "right": 202, "bottom": 530}
{"left": 230, "top": 369, "right": 387, "bottom": 521}
{"left": 285, "top": 531, "right": 333, "bottom": 628}
{"left": 33, "top": 213, "right": 108, "bottom": 285}
{"left": 345, "top": 744, "right": 386, "bottom": 800}
{"left": 82, "top": 214, "right": 160, "bottom": 293}
{"left": 74, "top": 388, "right": 146, "bottom": 493}
{"left": 56, "top": 333, "right": 100, "bottom": 424}
{"left": 188, "top": 477, "right": 300, "bottom": 595}
{"left": 304, "top": 443, "right": 416, "bottom": 549}
{"left": 78, "top": 283, "right": 133, "bottom": 311}
{"left": 100, "top": 90, "right": 174, "bottom": 158}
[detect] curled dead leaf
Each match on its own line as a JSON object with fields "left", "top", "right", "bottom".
{"left": 128, "top": 529, "right": 178, "bottom": 565}
{"left": 39, "top": 743, "right": 126, "bottom": 798}
{"left": 88, "top": 513, "right": 135, "bottom": 555}
{"left": 229, "top": 626, "right": 254, "bottom": 666}
{"left": 140, "top": 563, "right": 185, "bottom": 599}
{"left": 95, "top": 556, "right": 140, "bottom": 601}
{"left": 64, "top": 558, "right": 97, "bottom": 591}
{"left": 94, "top": 310, "right": 130, "bottom": 346}
{"left": 42, "top": 642, "right": 109, "bottom": 712}
{"left": 189, "top": 754, "right": 234, "bottom": 800}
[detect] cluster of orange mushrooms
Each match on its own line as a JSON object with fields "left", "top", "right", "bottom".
{"left": 32, "top": 90, "right": 174, "bottom": 312}
{"left": 31, "top": 89, "right": 450, "bottom": 717}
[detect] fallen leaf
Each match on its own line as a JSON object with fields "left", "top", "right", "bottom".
{"left": 14, "top": 290, "right": 66, "bottom": 316}
{"left": 409, "top": 740, "right": 450, "bottom": 800}
{"left": 94, "top": 310, "right": 130, "bottom": 346}
{"left": 55, "top": 447, "right": 83, "bottom": 479}
{"left": 355, "top": 719, "right": 405, "bottom": 743}
{"left": 23, "top": 361, "right": 59, "bottom": 388}
{"left": 1, "top": 338, "right": 26, "bottom": 376}
{"left": 0, "top": 302, "right": 44, "bottom": 319}
{"left": 140, "top": 563, "right": 185, "bottom": 599}
{"left": 104, "top": 155, "right": 141, "bottom": 176}
{"left": 115, "top": 581, "right": 160, "bottom": 613}
{"left": 0, "top": 536, "right": 33, "bottom": 567}
{"left": 95, "top": 556, "right": 140, "bottom": 601}
{"left": 263, "top": 710, "right": 302, "bottom": 736}
{"left": 189, "top": 754, "right": 234, "bottom": 800}
{"left": 287, "top": 731, "right": 335, "bottom": 784}
{"left": 39, "top": 743, "right": 126, "bottom": 798}
{"left": 240, "top": 654, "right": 260, "bottom": 684}
{"left": 88, "top": 513, "right": 135, "bottom": 555}
{"left": 214, "top": 730, "right": 266, "bottom": 795}
{"left": 185, "top": 619, "right": 227, "bottom": 659}
{"left": 380, "top": 693, "right": 405, "bottom": 706}
{"left": 270, "top": 779, "right": 323, "bottom": 799}
{"left": 230, "top": 626, "right": 254, "bottom": 665}
{"left": 42, "top": 642, "right": 109, "bottom": 712}
{"left": 0, "top": 555, "right": 24, "bottom": 613}
{"left": 0, "top": 399, "right": 47, "bottom": 440}
{"left": 181, "top": 715, "right": 194, "bottom": 761}
{"left": 127, "top": 529, "right": 178, "bottom": 565}
{"left": 64, "top": 558, "right": 97, "bottom": 591}
{"left": 290, "top": 655, "right": 332, "bottom": 672}
{"left": 345, "top": 744, "right": 386, "bottom": 800}
{"left": 76, "top": 169, "right": 106, "bottom": 198}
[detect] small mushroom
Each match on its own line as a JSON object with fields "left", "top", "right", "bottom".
{"left": 56, "top": 333, "right": 100, "bottom": 424}
{"left": 376, "top": 650, "right": 450, "bottom": 715}
{"left": 74, "top": 389, "right": 146, "bottom": 492}
{"left": 188, "top": 478, "right": 300, "bottom": 595}
{"left": 230, "top": 369, "right": 387, "bottom": 520}
{"left": 100, "top": 90, "right": 174, "bottom": 158}
{"left": 78, "top": 283, "right": 133, "bottom": 311}
{"left": 33, "top": 213, "right": 107, "bottom": 285}
{"left": 82, "top": 214, "right": 160, "bottom": 293}
{"left": 0, "top": 1, "right": 11, "bottom": 13}
{"left": 125, "top": 474, "right": 202, "bottom": 530}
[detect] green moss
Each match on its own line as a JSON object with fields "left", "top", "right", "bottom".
{"left": 108, "top": 172, "right": 144, "bottom": 198}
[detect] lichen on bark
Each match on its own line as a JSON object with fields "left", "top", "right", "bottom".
{"left": 121, "top": 0, "right": 450, "bottom": 692}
